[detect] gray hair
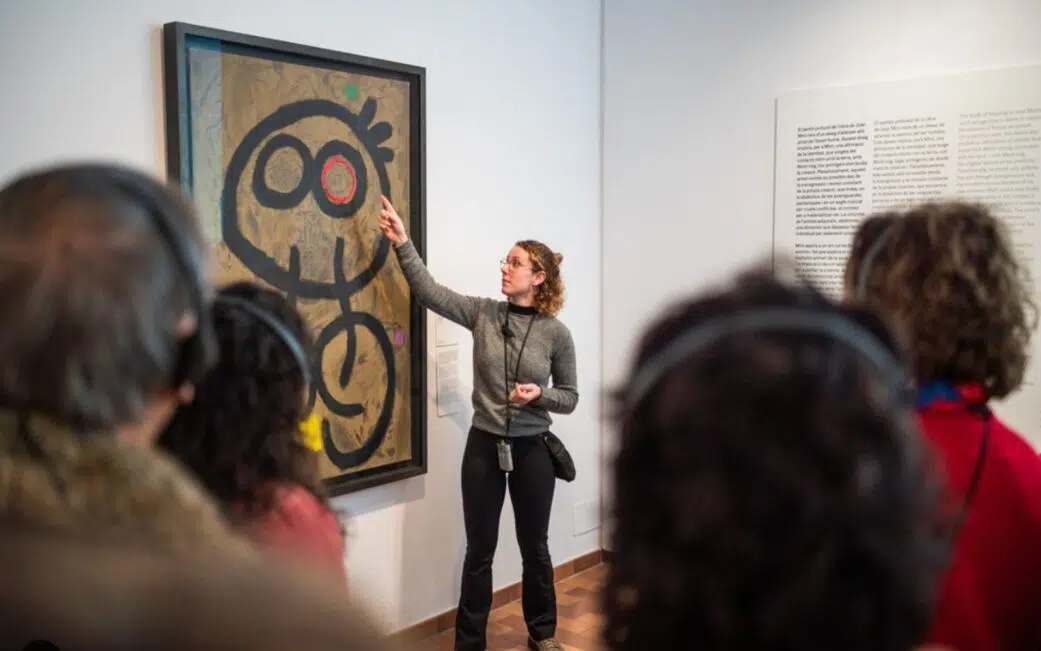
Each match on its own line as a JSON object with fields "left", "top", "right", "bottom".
{"left": 0, "top": 163, "right": 211, "bottom": 431}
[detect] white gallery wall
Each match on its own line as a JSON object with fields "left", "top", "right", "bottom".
{"left": 602, "top": 0, "right": 1041, "bottom": 548}
{"left": 0, "top": 0, "right": 603, "bottom": 632}
{"left": 7, "top": 0, "right": 1041, "bottom": 632}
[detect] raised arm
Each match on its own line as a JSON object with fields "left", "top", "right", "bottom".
{"left": 379, "top": 196, "right": 482, "bottom": 330}
{"left": 534, "top": 326, "right": 579, "bottom": 414}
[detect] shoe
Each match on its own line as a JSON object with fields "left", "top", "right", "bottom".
{"left": 527, "top": 637, "right": 563, "bottom": 650}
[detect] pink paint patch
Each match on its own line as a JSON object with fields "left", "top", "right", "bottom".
{"left": 394, "top": 330, "right": 406, "bottom": 346}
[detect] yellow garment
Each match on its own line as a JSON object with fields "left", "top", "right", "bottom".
{"left": 299, "top": 413, "right": 323, "bottom": 452}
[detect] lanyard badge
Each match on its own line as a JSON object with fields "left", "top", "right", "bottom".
{"left": 497, "top": 438, "right": 514, "bottom": 472}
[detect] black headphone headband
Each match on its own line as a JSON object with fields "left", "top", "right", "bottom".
{"left": 214, "top": 294, "right": 314, "bottom": 411}
{"left": 856, "top": 222, "right": 898, "bottom": 300}
{"left": 624, "top": 307, "right": 908, "bottom": 409}
{"left": 81, "top": 165, "right": 217, "bottom": 387}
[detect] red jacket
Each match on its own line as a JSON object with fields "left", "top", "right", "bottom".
{"left": 920, "top": 401, "right": 1041, "bottom": 651}
{"left": 241, "top": 483, "right": 346, "bottom": 580}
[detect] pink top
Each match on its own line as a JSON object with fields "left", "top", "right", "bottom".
{"left": 241, "top": 483, "right": 346, "bottom": 580}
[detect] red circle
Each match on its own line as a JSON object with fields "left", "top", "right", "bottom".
{"left": 321, "top": 155, "right": 357, "bottom": 205}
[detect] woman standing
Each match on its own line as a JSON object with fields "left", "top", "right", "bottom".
{"left": 846, "top": 201, "right": 1041, "bottom": 651}
{"left": 378, "top": 196, "right": 578, "bottom": 651}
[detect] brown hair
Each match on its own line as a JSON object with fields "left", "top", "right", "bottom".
{"left": 516, "top": 239, "right": 565, "bottom": 317}
{"left": 856, "top": 201, "right": 1038, "bottom": 398}
{"left": 844, "top": 212, "right": 900, "bottom": 296}
{"left": 604, "top": 262, "right": 950, "bottom": 651}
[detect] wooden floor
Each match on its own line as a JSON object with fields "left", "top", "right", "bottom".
{"left": 421, "top": 563, "right": 606, "bottom": 650}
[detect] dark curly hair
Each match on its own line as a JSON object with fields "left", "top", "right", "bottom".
{"left": 604, "top": 261, "right": 952, "bottom": 651}
{"left": 852, "top": 201, "right": 1038, "bottom": 398}
{"left": 157, "top": 281, "right": 328, "bottom": 522}
{"left": 516, "top": 239, "right": 565, "bottom": 316}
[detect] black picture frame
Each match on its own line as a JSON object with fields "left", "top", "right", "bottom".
{"left": 161, "top": 21, "right": 428, "bottom": 496}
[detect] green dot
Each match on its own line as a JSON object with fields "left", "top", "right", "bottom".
{"left": 344, "top": 83, "right": 360, "bottom": 101}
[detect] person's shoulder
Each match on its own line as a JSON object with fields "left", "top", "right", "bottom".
{"left": 249, "top": 483, "right": 345, "bottom": 561}
{"left": 265, "top": 483, "right": 332, "bottom": 519}
{"left": 0, "top": 527, "right": 388, "bottom": 651}
{"left": 114, "top": 445, "right": 250, "bottom": 553}
{"left": 475, "top": 298, "right": 505, "bottom": 316}
{"left": 539, "top": 314, "right": 573, "bottom": 340}
{"left": 990, "top": 417, "right": 1041, "bottom": 477}
{"left": 977, "top": 417, "right": 1041, "bottom": 523}
{"left": 0, "top": 416, "right": 245, "bottom": 556}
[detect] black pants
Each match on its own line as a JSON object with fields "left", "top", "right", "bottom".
{"left": 455, "top": 427, "right": 556, "bottom": 650}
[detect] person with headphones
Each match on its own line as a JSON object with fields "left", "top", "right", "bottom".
{"left": 0, "top": 161, "right": 393, "bottom": 651}
{"left": 158, "top": 281, "right": 346, "bottom": 578}
{"left": 378, "top": 196, "right": 578, "bottom": 651}
{"left": 604, "top": 260, "right": 952, "bottom": 651}
{"left": 846, "top": 202, "right": 1041, "bottom": 651}
{"left": 0, "top": 162, "right": 246, "bottom": 555}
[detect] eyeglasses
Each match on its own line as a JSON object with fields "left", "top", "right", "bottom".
{"left": 500, "top": 258, "right": 530, "bottom": 271}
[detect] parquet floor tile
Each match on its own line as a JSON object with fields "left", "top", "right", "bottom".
{"left": 420, "top": 564, "right": 606, "bottom": 650}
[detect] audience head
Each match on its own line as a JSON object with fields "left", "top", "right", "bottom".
{"left": 849, "top": 201, "right": 1037, "bottom": 399}
{"left": 604, "top": 261, "right": 951, "bottom": 651}
{"left": 844, "top": 211, "right": 899, "bottom": 300}
{"left": 503, "top": 240, "right": 565, "bottom": 316}
{"left": 158, "top": 281, "right": 324, "bottom": 519}
{"left": 0, "top": 162, "right": 215, "bottom": 444}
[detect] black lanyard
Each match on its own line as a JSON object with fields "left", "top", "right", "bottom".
{"left": 502, "top": 305, "right": 536, "bottom": 436}
{"left": 958, "top": 403, "right": 991, "bottom": 529}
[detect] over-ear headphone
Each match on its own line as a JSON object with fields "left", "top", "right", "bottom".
{"left": 855, "top": 222, "right": 898, "bottom": 300}
{"left": 213, "top": 293, "right": 315, "bottom": 412}
{"left": 623, "top": 307, "right": 911, "bottom": 411}
{"left": 65, "top": 164, "right": 218, "bottom": 387}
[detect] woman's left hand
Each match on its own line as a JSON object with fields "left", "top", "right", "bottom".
{"left": 509, "top": 383, "right": 542, "bottom": 405}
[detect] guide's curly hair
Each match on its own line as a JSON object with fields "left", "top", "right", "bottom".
{"left": 517, "top": 239, "right": 565, "bottom": 317}
{"left": 853, "top": 201, "right": 1038, "bottom": 398}
{"left": 603, "top": 263, "right": 952, "bottom": 651}
{"left": 158, "top": 281, "right": 329, "bottom": 522}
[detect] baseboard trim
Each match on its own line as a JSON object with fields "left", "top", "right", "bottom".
{"left": 391, "top": 548, "right": 606, "bottom": 643}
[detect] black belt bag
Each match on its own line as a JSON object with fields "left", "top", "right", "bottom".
{"left": 542, "top": 432, "right": 575, "bottom": 482}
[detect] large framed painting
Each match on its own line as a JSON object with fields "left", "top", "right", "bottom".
{"left": 161, "top": 22, "right": 427, "bottom": 495}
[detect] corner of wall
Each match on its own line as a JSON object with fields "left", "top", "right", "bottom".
{"left": 597, "top": 0, "right": 609, "bottom": 552}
